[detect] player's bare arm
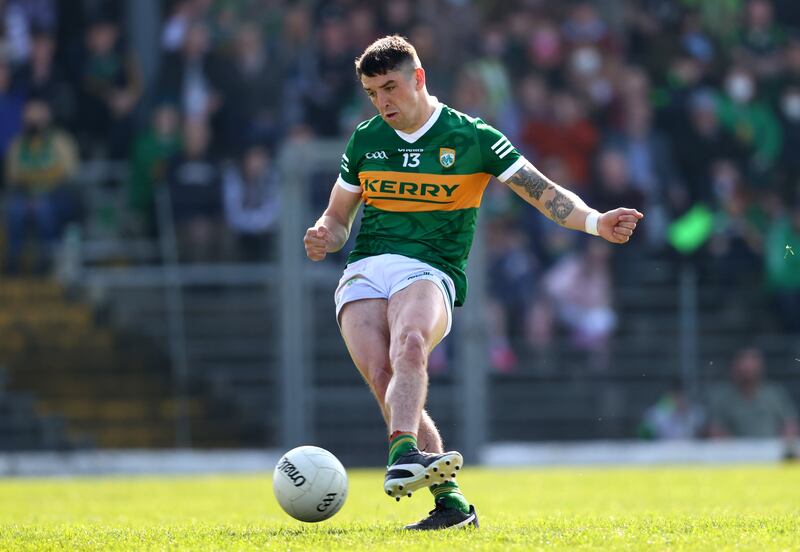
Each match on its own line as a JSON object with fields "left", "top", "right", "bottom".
{"left": 505, "top": 162, "right": 644, "bottom": 244}
{"left": 304, "top": 184, "right": 362, "bottom": 261}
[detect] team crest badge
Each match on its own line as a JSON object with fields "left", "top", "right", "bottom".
{"left": 439, "top": 148, "right": 456, "bottom": 168}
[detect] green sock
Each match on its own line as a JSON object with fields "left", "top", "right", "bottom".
{"left": 387, "top": 431, "right": 417, "bottom": 465}
{"left": 430, "top": 480, "right": 470, "bottom": 514}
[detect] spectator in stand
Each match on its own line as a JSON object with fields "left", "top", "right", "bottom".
{"left": 208, "top": 1, "right": 241, "bottom": 53}
{"left": 0, "top": 56, "right": 23, "bottom": 162}
{"left": 484, "top": 217, "right": 538, "bottom": 373}
{"left": 157, "top": 22, "right": 223, "bottom": 128}
{"left": 77, "top": 15, "right": 142, "bottom": 159}
{"left": 128, "top": 103, "right": 182, "bottom": 236}
{"left": 638, "top": 379, "right": 705, "bottom": 440}
{"left": 561, "top": 1, "right": 613, "bottom": 51}
{"left": 275, "top": 3, "right": 313, "bottom": 133}
{"left": 161, "top": 0, "right": 214, "bottom": 52}
{"left": 677, "top": 9, "right": 718, "bottom": 68}
{"left": 589, "top": 148, "right": 647, "bottom": 234}
{"left": 466, "top": 25, "right": 514, "bottom": 126}
{"left": 4, "top": 98, "right": 78, "bottom": 274}
{"left": 11, "top": 29, "right": 64, "bottom": 111}
{"left": 564, "top": 44, "right": 617, "bottom": 115}
{"left": 770, "top": 35, "right": 800, "bottom": 92}
{"left": 0, "top": 0, "right": 57, "bottom": 74}
{"left": 521, "top": 17, "right": 564, "bottom": 85}
{"left": 773, "top": 83, "right": 800, "bottom": 201}
{"left": 764, "top": 201, "right": 800, "bottom": 331}
{"left": 8, "top": 0, "right": 56, "bottom": 35}
{"left": 218, "top": 23, "right": 282, "bottom": 155}
{"left": 623, "top": 0, "right": 683, "bottom": 76}
{"left": 349, "top": 4, "right": 380, "bottom": 54}
{"left": 528, "top": 238, "right": 616, "bottom": 371}
{"left": 0, "top": 0, "right": 32, "bottom": 65}
{"left": 690, "top": 0, "right": 745, "bottom": 45}
{"left": 653, "top": 55, "right": 709, "bottom": 144}
{"left": 604, "top": 96, "right": 676, "bottom": 247}
{"left": 673, "top": 90, "right": 748, "bottom": 209}
{"left": 715, "top": 65, "right": 782, "bottom": 177}
{"left": 706, "top": 162, "right": 766, "bottom": 284}
{"left": 167, "top": 119, "right": 221, "bottom": 263}
{"left": 733, "top": 0, "right": 787, "bottom": 80}
{"left": 708, "top": 347, "right": 799, "bottom": 450}
{"left": 300, "top": 13, "right": 356, "bottom": 137}
{"left": 520, "top": 90, "right": 598, "bottom": 190}
{"left": 379, "top": 0, "right": 416, "bottom": 38}
{"left": 513, "top": 74, "right": 550, "bottom": 158}
{"left": 451, "top": 67, "right": 490, "bottom": 121}
{"left": 408, "top": 23, "right": 455, "bottom": 99}
{"left": 616, "top": 66, "right": 652, "bottom": 118}
{"left": 222, "top": 144, "right": 280, "bottom": 262}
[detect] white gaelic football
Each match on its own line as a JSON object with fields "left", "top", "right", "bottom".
{"left": 272, "top": 445, "right": 348, "bottom": 522}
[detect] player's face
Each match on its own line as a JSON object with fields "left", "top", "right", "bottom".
{"left": 361, "top": 68, "right": 422, "bottom": 132}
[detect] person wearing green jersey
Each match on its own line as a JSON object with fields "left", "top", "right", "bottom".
{"left": 303, "top": 35, "right": 643, "bottom": 530}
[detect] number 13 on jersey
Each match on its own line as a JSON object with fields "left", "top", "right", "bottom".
{"left": 402, "top": 153, "right": 420, "bottom": 167}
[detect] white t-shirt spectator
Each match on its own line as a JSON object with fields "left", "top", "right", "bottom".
{"left": 223, "top": 164, "right": 280, "bottom": 234}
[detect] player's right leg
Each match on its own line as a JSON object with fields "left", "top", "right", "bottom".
{"left": 334, "top": 256, "right": 465, "bottom": 512}
{"left": 380, "top": 280, "right": 463, "bottom": 500}
{"left": 334, "top": 258, "right": 446, "bottom": 456}
{"left": 338, "top": 299, "right": 447, "bottom": 480}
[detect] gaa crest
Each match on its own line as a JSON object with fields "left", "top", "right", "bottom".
{"left": 439, "top": 147, "right": 455, "bottom": 168}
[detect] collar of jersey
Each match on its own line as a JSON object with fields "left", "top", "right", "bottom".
{"left": 392, "top": 98, "right": 443, "bottom": 143}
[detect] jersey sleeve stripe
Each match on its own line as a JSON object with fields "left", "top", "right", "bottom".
{"left": 342, "top": 153, "right": 349, "bottom": 162}
{"left": 496, "top": 156, "right": 527, "bottom": 182}
{"left": 336, "top": 175, "right": 362, "bottom": 193}
{"left": 491, "top": 136, "right": 509, "bottom": 151}
{"left": 496, "top": 143, "right": 515, "bottom": 159}
{"left": 495, "top": 141, "right": 514, "bottom": 155}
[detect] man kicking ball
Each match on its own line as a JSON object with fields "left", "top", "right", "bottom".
{"left": 304, "top": 35, "right": 643, "bottom": 530}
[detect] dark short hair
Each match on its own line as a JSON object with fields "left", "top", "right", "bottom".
{"left": 355, "top": 35, "right": 420, "bottom": 78}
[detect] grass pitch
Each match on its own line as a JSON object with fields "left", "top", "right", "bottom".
{"left": 1, "top": 465, "right": 799, "bottom": 550}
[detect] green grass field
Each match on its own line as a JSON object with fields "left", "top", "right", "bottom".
{"left": 1, "top": 465, "right": 799, "bottom": 550}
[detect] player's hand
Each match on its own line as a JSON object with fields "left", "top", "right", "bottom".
{"left": 598, "top": 208, "right": 644, "bottom": 244}
{"left": 304, "top": 225, "right": 335, "bottom": 261}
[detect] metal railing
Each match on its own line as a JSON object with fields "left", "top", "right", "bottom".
{"left": 154, "top": 187, "right": 191, "bottom": 447}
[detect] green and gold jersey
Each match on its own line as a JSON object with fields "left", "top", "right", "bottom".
{"left": 337, "top": 100, "right": 526, "bottom": 306}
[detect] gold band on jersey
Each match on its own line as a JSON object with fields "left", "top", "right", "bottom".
{"left": 358, "top": 170, "right": 491, "bottom": 212}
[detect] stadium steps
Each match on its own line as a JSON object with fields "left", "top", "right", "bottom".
{"left": 0, "top": 385, "right": 71, "bottom": 450}
{"left": 0, "top": 278, "right": 253, "bottom": 449}
{"left": 99, "top": 284, "right": 279, "bottom": 447}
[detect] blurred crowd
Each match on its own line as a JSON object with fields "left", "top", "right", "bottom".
{"left": 1, "top": 0, "right": 799, "bottom": 369}
{"left": 638, "top": 345, "right": 798, "bottom": 451}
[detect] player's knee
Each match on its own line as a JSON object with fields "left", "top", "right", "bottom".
{"left": 390, "top": 328, "right": 428, "bottom": 370}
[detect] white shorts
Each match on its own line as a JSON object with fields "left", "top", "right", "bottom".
{"left": 334, "top": 254, "right": 456, "bottom": 338}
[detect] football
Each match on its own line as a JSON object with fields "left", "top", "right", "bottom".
{"left": 272, "top": 445, "right": 348, "bottom": 522}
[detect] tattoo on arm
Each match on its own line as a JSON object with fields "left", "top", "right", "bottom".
{"left": 507, "top": 164, "right": 576, "bottom": 225}
{"left": 507, "top": 165, "right": 552, "bottom": 200}
{"left": 545, "top": 190, "right": 575, "bottom": 225}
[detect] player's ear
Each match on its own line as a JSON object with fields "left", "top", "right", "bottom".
{"left": 414, "top": 67, "right": 426, "bottom": 91}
